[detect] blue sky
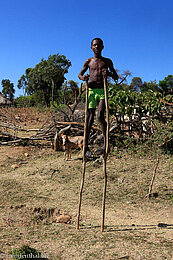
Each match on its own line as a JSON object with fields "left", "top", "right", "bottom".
{"left": 0, "top": 0, "right": 173, "bottom": 97}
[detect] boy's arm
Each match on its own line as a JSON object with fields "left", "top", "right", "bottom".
{"left": 78, "top": 59, "right": 90, "bottom": 81}
{"left": 107, "top": 59, "right": 118, "bottom": 81}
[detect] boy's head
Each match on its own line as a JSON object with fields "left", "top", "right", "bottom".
{"left": 91, "top": 38, "right": 104, "bottom": 47}
{"left": 91, "top": 38, "right": 104, "bottom": 55}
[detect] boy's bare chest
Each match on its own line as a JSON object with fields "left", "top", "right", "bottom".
{"left": 89, "top": 59, "right": 107, "bottom": 71}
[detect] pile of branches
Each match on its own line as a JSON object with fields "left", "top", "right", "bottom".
{"left": 0, "top": 84, "right": 101, "bottom": 148}
{"left": 0, "top": 109, "right": 87, "bottom": 147}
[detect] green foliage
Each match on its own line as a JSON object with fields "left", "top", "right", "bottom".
{"left": 14, "top": 96, "right": 29, "bottom": 107}
{"left": 141, "top": 80, "right": 160, "bottom": 92}
{"left": 17, "top": 54, "right": 71, "bottom": 106}
{"left": 159, "top": 75, "right": 173, "bottom": 96}
{"left": 108, "top": 84, "right": 173, "bottom": 154}
{"left": 68, "top": 80, "right": 78, "bottom": 89}
{"left": 50, "top": 100, "right": 68, "bottom": 112}
{"left": 60, "top": 80, "right": 80, "bottom": 105}
{"left": 130, "top": 120, "right": 173, "bottom": 155}
{"left": 17, "top": 68, "right": 32, "bottom": 95}
{"left": 163, "top": 94, "right": 173, "bottom": 103}
{"left": 130, "top": 77, "right": 143, "bottom": 91}
{"left": 112, "top": 120, "right": 173, "bottom": 155}
{"left": 108, "top": 85, "right": 162, "bottom": 117}
{"left": 1, "top": 79, "right": 15, "bottom": 102}
{"left": 14, "top": 91, "right": 45, "bottom": 107}
{"left": 150, "top": 120, "right": 173, "bottom": 154}
{"left": 125, "top": 77, "right": 160, "bottom": 93}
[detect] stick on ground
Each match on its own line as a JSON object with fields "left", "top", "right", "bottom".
{"left": 146, "top": 157, "right": 159, "bottom": 198}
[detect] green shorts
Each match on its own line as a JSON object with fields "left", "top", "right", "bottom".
{"left": 88, "top": 88, "right": 105, "bottom": 109}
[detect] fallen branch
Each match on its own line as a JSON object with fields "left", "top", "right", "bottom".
{"left": 55, "top": 121, "right": 101, "bottom": 132}
{"left": 146, "top": 157, "right": 159, "bottom": 198}
{"left": 0, "top": 124, "right": 39, "bottom": 132}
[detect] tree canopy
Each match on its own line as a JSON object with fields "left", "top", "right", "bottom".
{"left": 18, "top": 53, "right": 71, "bottom": 106}
{"left": 1, "top": 79, "right": 15, "bottom": 102}
{"left": 14, "top": 58, "right": 172, "bottom": 107}
{"left": 130, "top": 77, "right": 143, "bottom": 92}
{"left": 159, "top": 75, "right": 173, "bottom": 96}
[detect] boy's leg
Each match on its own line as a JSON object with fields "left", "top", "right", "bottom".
{"left": 85, "top": 108, "right": 95, "bottom": 151}
{"left": 98, "top": 99, "right": 107, "bottom": 151}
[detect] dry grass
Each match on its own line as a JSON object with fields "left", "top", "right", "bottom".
{"left": 0, "top": 144, "right": 172, "bottom": 260}
{"left": 0, "top": 107, "right": 173, "bottom": 259}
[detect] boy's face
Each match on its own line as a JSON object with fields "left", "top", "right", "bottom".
{"left": 91, "top": 39, "right": 104, "bottom": 55}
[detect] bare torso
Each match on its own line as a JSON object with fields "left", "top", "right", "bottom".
{"left": 85, "top": 57, "right": 110, "bottom": 88}
{"left": 78, "top": 38, "right": 118, "bottom": 88}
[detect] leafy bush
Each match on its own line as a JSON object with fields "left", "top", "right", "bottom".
{"left": 108, "top": 86, "right": 163, "bottom": 117}
{"left": 14, "top": 92, "right": 45, "bottom": 107}
{"left": 113, "top": 120, "right": 173, "bottom": 155}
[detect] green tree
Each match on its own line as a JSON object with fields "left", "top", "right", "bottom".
{"left": 68, "top": 80, "right": 78, "bottom": 90}
{"left": 18, "top": 53, "right": 71, "bottom": 106}
{"left": 1, "top": 79, "right": 15, "bottom": 102}
{"left": 130, "top": 77, "right": 143, "bottom": 91}
{"left": 17, "top": 68, "right": 32, "bottom": 95}
{"left": 28, "top": 54, "right": 71, "bottom": 106}
{"left": 109, "top": 82, "right": 130, "bottom": 91}
{"left": 61, "top": 80, "right": 79, "bottom": 105}
{"left": 159, "top": 75, "right": 173, "bottom": 96}
{"left": 141, "top": 80, "right": 159, "bottom": 92}
{"left": 68, "top": 80, "right": 79, "bottom": 103}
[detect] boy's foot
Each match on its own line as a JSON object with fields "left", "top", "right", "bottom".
{"left": 85, "top": 148, "right": 93, "bottom": 158}
{"left": 84, "top": 148, "right": 98, "bottom": 161}
{"left": 95, "top": 147, "right": 105, "bottom": 155}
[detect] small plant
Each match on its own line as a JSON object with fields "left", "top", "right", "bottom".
{"left": 8, "top": 245, "right": 41, "bottom": 259}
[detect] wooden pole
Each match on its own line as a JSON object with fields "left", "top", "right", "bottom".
{"left": 146, "top": 157, "right": 159, "bottom": 198}
{"left": 76, "top": 81, "right": 89, "bottom": 230}
{"left": 101, "top": 76, "right": 109, "bottom": 232}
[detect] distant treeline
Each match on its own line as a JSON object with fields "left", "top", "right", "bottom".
{"left": 0, "top": 52, "right": 173, "bottom": 107}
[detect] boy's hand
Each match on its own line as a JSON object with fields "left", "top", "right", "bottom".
{"left": 102, "top": 69, "right": 107, "bottom": 78}
{"left": 83, "top": 74, "right": 89, "bottom": 82}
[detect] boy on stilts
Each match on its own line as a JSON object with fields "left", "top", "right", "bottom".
{"left": 77, "top": 38, "right": 118, "bottom": 231}
{"left": 78, "top": 38, "right": 118, "bottom": 157}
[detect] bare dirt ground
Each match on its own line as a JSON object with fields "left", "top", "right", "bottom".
{"left": 0, "top": 108, "right": 173, "bottom": 260}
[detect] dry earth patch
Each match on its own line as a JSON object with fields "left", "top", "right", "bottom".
{"left": 0, "top": 144, "right": 172, "bottom": 259}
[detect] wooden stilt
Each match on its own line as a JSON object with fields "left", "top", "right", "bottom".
{"left": 77, "top": 75, "right": 109, "bottom": 232}
{"left": 101, "top": 158, "right": 107, "bottom": 232}
{"left": 76, "top": 81, "right": 89, "bottom": 230}
{"left": 76, "top": 160, "right": 86, "bottom": 230}
{"left": 101, "top": 76, "right": 109, "bottom": 232}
